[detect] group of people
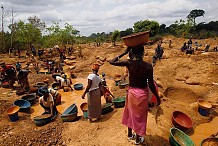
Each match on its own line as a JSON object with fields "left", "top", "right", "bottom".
{"left": 0, "top": 62, "right": 30, "bottom": 91}
{"left": 181, "top": 38, "right": 218, "bottom": 54}
{"left": 2, "top": 41, "right": 161, "bottom": 145}
{"left": 81, "top": 45, "right": 161, "bottom": 145}
{"left": 37, "top": 71, "right": 74, "bottom": 116}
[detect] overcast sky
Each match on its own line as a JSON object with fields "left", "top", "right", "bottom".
{"left": 1, "top": 0, "right": 217, "bottom": 36}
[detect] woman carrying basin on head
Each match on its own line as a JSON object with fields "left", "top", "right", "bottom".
{"left": 109, "top": 46, "right": 161, "bottom": 145}
{"left": 81, "top": 63, "right": 102, "bottom": 122}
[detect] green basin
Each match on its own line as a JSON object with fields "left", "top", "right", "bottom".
{"left": 169, "top": 127, "right": 195, "bottom": 146}
{"left": 112, "top": 97, "right": 126, "bottom": 108}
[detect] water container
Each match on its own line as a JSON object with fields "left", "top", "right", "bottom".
{"left": 198, "top": 107, "right": 209, "bottom": 116}
{"left": 6, "top": 106, "right": 20, "bottom": 122}
{"left": 83, "top": 111, "right": 88, "bottom": 118}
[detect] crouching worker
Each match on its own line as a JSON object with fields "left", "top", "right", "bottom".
{"left": 60, "top": 74, "right": 73, "bottom": 91}
{"left": 17, "top": 68, "right": 30, "bottom": 92}
{"left": 0, "top": 62, "right": 17, "bottom": 89}
{"left": 48, "top": 87, "right": 62, "bottom": 105}
{"left": 39, "top": 90, "right": 58, "bottom": 116}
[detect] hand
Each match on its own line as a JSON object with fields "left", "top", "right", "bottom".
{"left": 82, "top": 94, "right": 85, "bottom": 99}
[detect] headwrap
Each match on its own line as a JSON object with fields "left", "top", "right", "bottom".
{"left": 92, "top": 63, "right": 100, "bottom": 71}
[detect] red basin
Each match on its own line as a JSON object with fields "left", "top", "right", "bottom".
{"left": 172, "top": 111, "right": 193, "bottom": 130}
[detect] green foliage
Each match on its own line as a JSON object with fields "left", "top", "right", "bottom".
{"left": 133, "top": 20, "right": 159, "bottom": 36}
{"left": 159, "top": 24, "right": 166, "bottom": 34}
{"left": 187, "top": 9, "right": 205, "bottom": 27}
{"left": 120, "top": 28, "right": 133, "bottom": 37}
{"left": 168, "top": 19, "right": 192, "bottom": 37}
{"left": 111, "top": 30, "right": 120, "bottom": 45}
{"left": 44, "top": 22, "right": 79, "bottom": 47}
{"left": 8, "top": 20, "right": 42, "bottom": 49}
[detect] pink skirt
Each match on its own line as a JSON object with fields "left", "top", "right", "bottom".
{"left": 122, "top": 87, "right": 149, "bottom": 136}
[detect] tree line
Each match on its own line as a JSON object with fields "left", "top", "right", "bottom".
{"left": 0, "top": 9, "right": 218, "bottom": 53}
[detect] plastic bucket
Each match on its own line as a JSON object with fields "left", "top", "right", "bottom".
{"left": 198, "top": 107, "right": 209, "bottom": 116}
{"left": 83, "top": 111, "right": 88, "bottom": 118}
{"left": 6, "top": 106, "right": 20, "bottom": 122}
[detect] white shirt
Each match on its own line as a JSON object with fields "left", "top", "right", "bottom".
{"left": 56, "top": 76, "right": 71, "bottom": 87}
{"left": 56, "top": 76, "right": 64, "bottom": 82}
{"left": 39, "top": 93, "right": 54, "bottom": 107}
{"left": 87, "top": 73, "right": 102, "bottom": 91}
{"left": 48, "top": 88, "right": 58, "bottom": 97}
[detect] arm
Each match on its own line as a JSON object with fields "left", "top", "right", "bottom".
{"left": 109, "top": 47, "right": 131, "bottom": 66}
{"left": 82, "top": 79, "right": 92, "bottom": 99}
{"left": 67, "top": 79, "right": 74, "bottom": 90}
{"left": 50, "top": 101, "right": 54, "bottom": 115}
{"left": 147, "top": 65, "right": 161, "bottom": 105}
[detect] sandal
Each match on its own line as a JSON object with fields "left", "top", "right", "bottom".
{"left": 134, "top": 137, "right": 144, "bottom": 145}
{"left": 128, "top": 133, "right": 136, "bottom": 140}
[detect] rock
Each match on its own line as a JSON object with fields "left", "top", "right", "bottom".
{"left": 185, "top": 77, "right": 200, "bottom": 85}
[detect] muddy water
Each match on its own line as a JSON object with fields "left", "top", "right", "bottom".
{"left": 190, "top": 117, "right": 218, "bottom": 145}
{"left": 31, "top": 77, "right": 115, "bottom": 119}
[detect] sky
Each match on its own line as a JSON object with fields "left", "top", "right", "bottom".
{"left": 1, "top": 0, "right": 218, "bottom": 36}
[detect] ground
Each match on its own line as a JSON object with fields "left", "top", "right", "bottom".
{"left": 0, "top": 36, "right": 218, "bottom": 146}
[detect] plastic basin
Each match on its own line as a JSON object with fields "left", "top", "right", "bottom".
{"left": 122, "top": 31, "right": 150, "bottom": 47}
{"left": 112, "top": 97, "right": 126, "bottom": 108}
{"left": 52, "top": 82, "right": 60, "bottom": 90}
{"left": 172, "top": 111, "right": 193, "bottom": 130}
{"left": 80, "top": 102, "right": 88, "bottom": 118}
{"left": 61, "top": 112, "right": 78, "bottom": 122}
{"left": 200, "top": 137, "right": 218, "bottom": 146}
{"left": 21, "top": 93, "right": 36, "bottom": 105}
{"left": 80, "top": 102, "right": 88, "bottom": 112}
{"left": 33, "top": 113, "right": 56, "bottom": 126}
{"left": 16, "top": 90, "right": 26, "bottom": 96}
{"left": 6, "top": 106, "right": 20, "bottom": 122}
{"left": 36, "top": 82, "right": 47, "bottom": 88}
{"left": 198, "top": 107, "right": 209, "bottom": 116}
{"left": 74, "top": 83, "right": 83, "bottom": 90}
{"left": 197, "top": 99, "right": 212, "bottom": 110}
{"left": 169, "top": 127, "right": 195, "bottom": 146}
{"left": 102, "top": 103, "right": 113, "bottom": 115}
{"left": 62, "top": 103, "right": 78, "bottom": 115}
{"left": 14, "top": 99, "right": 31, "bottom": 109}
{"left": 118, "top": 81, "right": 128, "bottom": 89}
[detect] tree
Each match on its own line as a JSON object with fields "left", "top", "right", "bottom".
{"left": 44, "top": 22, "right": 78, "bottom": 47}
{"left": 187, "top": 9, "right": 205, "bottom": 27}
{"left": 133, "top": 20, "right": 159, "bottom": 36}
{"left": 8, "top": 20, "right": 42, "bottom": 49}
{"left": 168, "top": 19, "right": 192, "bottom": 37}
{"left": 111, "top": 30, "right": 120, "bottom": 46}
{"left": 120, "top": 28, "right": 133, "bottom": 37}
{"left": 159, "top": 24, "right": 166, "bottom": 34}
{"left": 28, "top": 16, "right": 46, "bottom": 31}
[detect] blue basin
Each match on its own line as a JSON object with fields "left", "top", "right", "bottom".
{"left": 74, "top": 83, "right": 83, "bottom": 90}
{"left": 14, "top": 99, "right": 31, "bottom": 109}
{"left": 62, "top": 103, "right": 78, "bottom": 115}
